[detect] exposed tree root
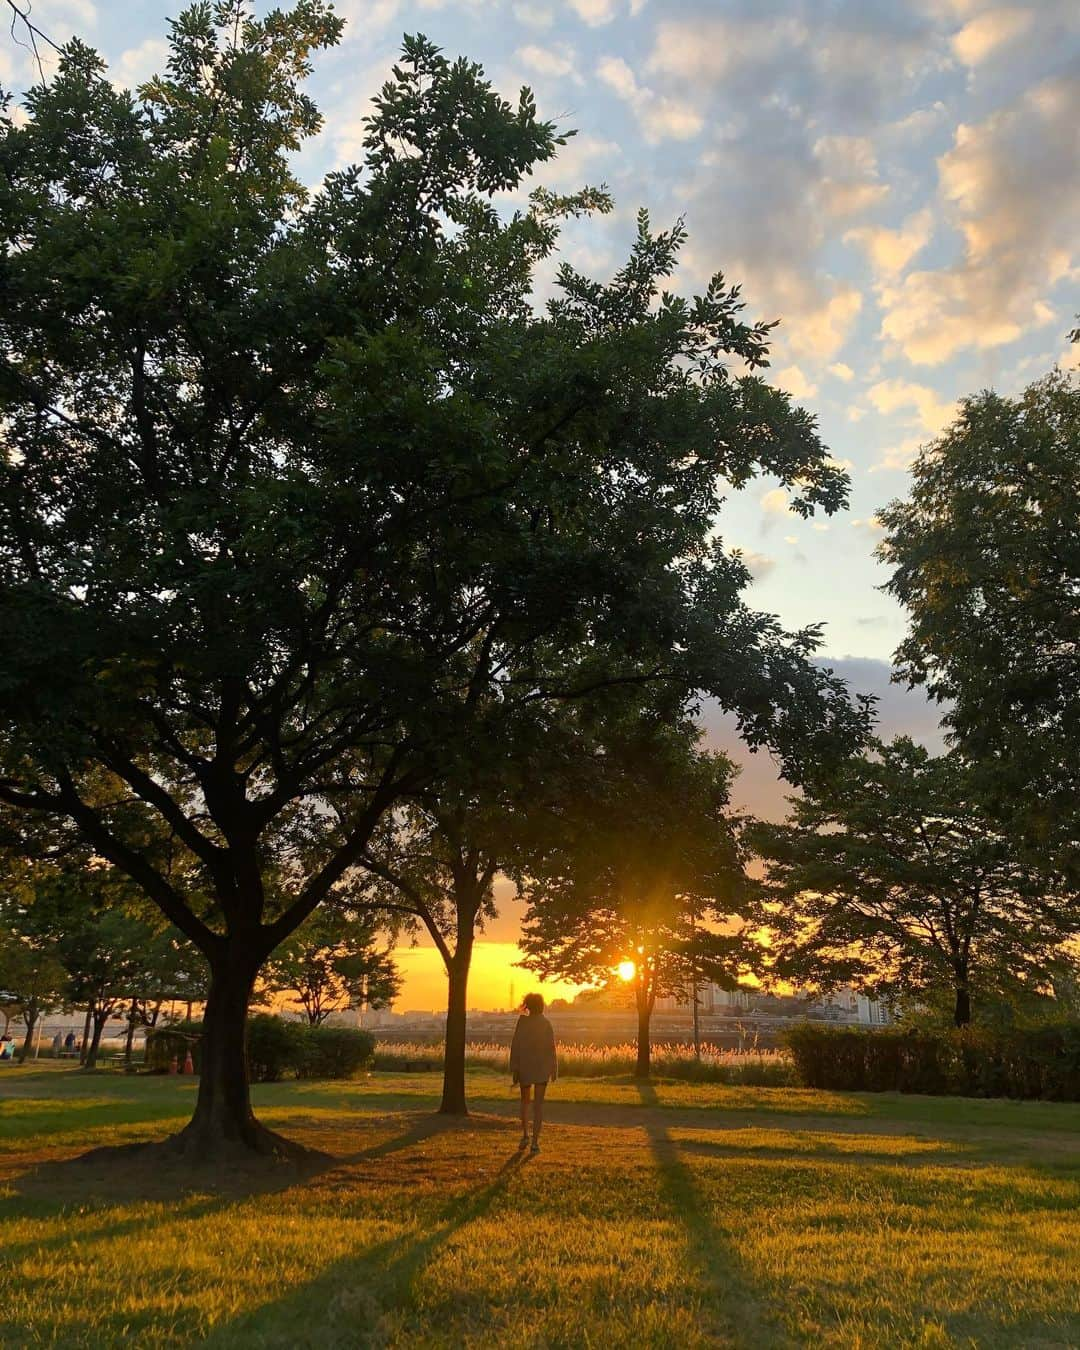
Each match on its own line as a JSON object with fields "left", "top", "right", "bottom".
{"left": 74, "top": 1123, "right": 329, "bottom": 1175}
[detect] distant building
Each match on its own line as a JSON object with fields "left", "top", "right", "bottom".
{"left": 654, "top": 983, "right": 753, "bottom": 1014}
{"left": 856, "top": 994, "right": 891, "bottom": 1025}
{"left": 655, "top": 981, "right": 891, "bottom": 1026}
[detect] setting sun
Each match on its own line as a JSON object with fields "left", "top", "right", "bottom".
{"left": 617, "top": 960, "right": 637, "bottom": 983}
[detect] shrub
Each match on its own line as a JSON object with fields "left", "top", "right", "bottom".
{"left": 298, "top": 1025, "right": 374, "bottom": 1080}
{"left": 148, "top": 1017, "right": 374, "bottom": 1081}
{"left": 246, "top": 1014, "right": 308, "bottom": 1083}
{"left": 783, "top": 1022, "right": 1080, "bottom": 1100}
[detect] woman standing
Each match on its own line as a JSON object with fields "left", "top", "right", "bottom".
{"left": 509, "top": 993, "right": 558, "bottom": 1154}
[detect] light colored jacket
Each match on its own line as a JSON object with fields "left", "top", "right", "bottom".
{"left": 509, "top": 1013, "right": 558, "bottom": 1085}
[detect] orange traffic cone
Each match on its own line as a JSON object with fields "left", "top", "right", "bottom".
{"left": 183, "top": 1049, "right": 194, "bottom": 1075}
{"left": 168, "top": 1054, "right": 178, "bottom": 1075}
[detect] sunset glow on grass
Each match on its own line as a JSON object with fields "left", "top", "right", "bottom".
{"left": 4, "top": 1067, "right": 1080, "bottom": 1346}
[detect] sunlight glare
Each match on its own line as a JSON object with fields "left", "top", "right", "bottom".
{"left": 617, "top": 960, "right": 636, "bottom": 982}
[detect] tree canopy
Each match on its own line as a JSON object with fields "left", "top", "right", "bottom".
{"left": 516, "top": 720, "right": 751, "bottom": 1075}
{"left": 878, "top": 371, "right": 1080, "bottom": 871}
{"left": 0, "top": 2, "right": 866, "bottom": 1153}
{"left": 751, "top": 737, "right": 1080, "bottom": 1026}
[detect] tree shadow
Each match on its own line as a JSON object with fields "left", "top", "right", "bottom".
{"left": 3, "top": 1110, "right": 529, "bottom": 1346}
{"left": 4, "top": 1107, "right": 484, "bottom": 1216}
{"left": 204, "top": 1144, "right": 528, "bottom": 1346}
{"left": 634, "top": 1080, "right": 794, "bottom": 1347}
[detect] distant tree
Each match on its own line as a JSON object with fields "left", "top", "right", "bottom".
{"left": 359, "top": 792, "right": 503, "bottom": 1115}
{"left": 3, "top": 857, "right": 170, "bottom": 1067}
{"left": 515, "top": 723, "right": 751, "bottom": 1077}
{"left": 261, "top": 905, "right": 399, "bottom": 1025}
{"left": 0, "top": 930, "right": 68, "bottom": 1062}
{"left": 0, "top": 5, "right": 866, "bottom": 1153}
{"left": 878, "top": 372, "right": 1080, "bottom": 871}
{"left": 133, "top": 931, "right": 209, "bottom": 1028}
{"left": 751, "top": 738, "right": 1080, "bottom": 1026}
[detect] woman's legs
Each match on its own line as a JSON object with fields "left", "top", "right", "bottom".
{"left": 531, "top": 1082, "right": 547, "bottom": 1142}
{"left": 519, "top": 1084, "right": 532, "bottom": 1140}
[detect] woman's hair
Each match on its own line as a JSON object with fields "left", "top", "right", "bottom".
{"left": 522, "top": 992, "right": 544, "bottom": 1015}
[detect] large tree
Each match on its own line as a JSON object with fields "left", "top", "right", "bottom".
{"left": 878, "top": 371, "right": 1080, "bottom": 870}
{"left": 0, "top": 5, "right": 865, "bottom": 1155}
{"left": 751, "top": 738, "right": 1080, "bottom": 1026}
{"left": 516, "top": 722, "right": 752, "bottom": 1077}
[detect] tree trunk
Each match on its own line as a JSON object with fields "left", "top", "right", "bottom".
{"left": 83, "top": 1009, "right": 109, "bottom": 1070}
{"left": 634, "top": 995, "right": 652, "bottom": 1079}
{"left": 167, "top": 946, "right": 308, "bottom": 1160}
{"left": 953, "top": 984, "right": 971, "bottom": 1027}
{"left": 78, "top": 1005, "right": 92, "bottom": 1064}
{"left": 16, "top": 1004, "right": 38, "bottom": 1064}
{"left": 439, "top": 943, "right": 474, "bottom": 1116}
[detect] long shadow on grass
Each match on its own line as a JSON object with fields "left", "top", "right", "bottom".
{"left": 4, "top": 1110, "right": 455, "bottom": 1219}
{"left": 204, "top": 1135, "right": 528, "bottom": 1346}
{"left": 635, "top": 1081, "right": 793, "bottom": 1348}
{"left": 2, "top": 1114, "right": 522, "bottom": 1347}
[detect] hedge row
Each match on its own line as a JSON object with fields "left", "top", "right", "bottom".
{"left": 784, "top": 1022, "right": 1080, "bottom": 1100}
{"left": 146, "top": 1016, "right": 375, "bottom": 1082}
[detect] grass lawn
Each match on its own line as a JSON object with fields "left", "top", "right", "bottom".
{"left": 2, "top": 1065, "right": 1079, "bottom": 1347}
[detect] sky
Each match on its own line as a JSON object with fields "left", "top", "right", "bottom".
{"left": 4, "top": 0, "right": 1078, "bottom": 1010}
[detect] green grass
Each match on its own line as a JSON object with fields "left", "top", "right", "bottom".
{"left": 2, "top": 1064, "right": 1079, "bottom": 1347}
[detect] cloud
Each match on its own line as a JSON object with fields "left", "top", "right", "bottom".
{"left": 671, "top": 96, "right": 871, "bottom": 362}
{"left": 517, "top": 44, "right": 579, "bottom": 81}
{"left": 783, "top": 284, "right": 863, "bottom": 361}
{"left": 568, "top": 0, "right": 618, "bottom": 25}
{"left": 887, "top": 101, "right": 948, "bottom": 140}
{"left": 876, "top": 75, "right": 1080, "bottom": 364}
{"left": 813, "top": 134, "right": 889, "bottom": 218}
{"left": 828, "top": 362, "right": 855, "bottom": 381}
{"left": 110, "top": 38, "right": 168, "bottom": 93}
{"left": 851, "top": 515, "right": 885, "bottom": 535}
{"left": 845, "top": 208, "right": 933, "bottom": 278}
{"left": 648, "top": 6, "right": 941, "bottom": 128}
{"left": 867, "top": 378, "right": 957, "bottom": 434}
{"left": 876, "top": 434, "right": 926, "bottom": 472}
{"left": 535, "top": 132, "right": 620, "bottom": 191}
{"left": 648, "top": 15, "right": 808, "bottom": 87}
{"left": 700, "top": 657, "right": 944, "bottom": 820}
{"left": 736, "top": 549, "right": 776, "bottom": 581}
{"left": 952, "top": 7, "right": 1034, "bottom": 65}
{"left": 596, "top": 55, "right": 703, "bottom": 142}
{"left": 772, "top": 364, "right": 818, "bottom": 400}
{"left": 513, "top": 1, "right": 554, "bottom": 26}
{"left": 761, "top": 487, "right": 796, "bottom": 516}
